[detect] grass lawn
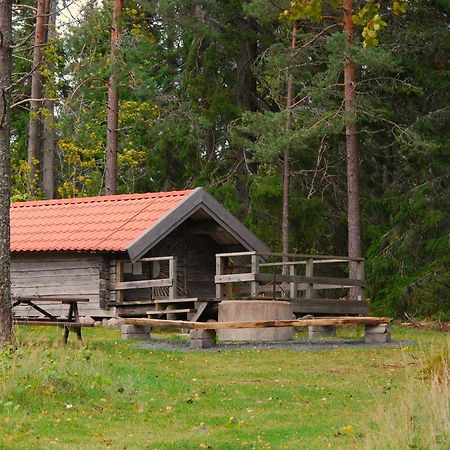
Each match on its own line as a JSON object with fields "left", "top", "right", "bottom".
{"left": 0, "top": 325, "right": 448, "bottom": 449}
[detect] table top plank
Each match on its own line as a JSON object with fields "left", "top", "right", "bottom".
{"left": 12, "top": 296, "right": 89, "bottom": 303}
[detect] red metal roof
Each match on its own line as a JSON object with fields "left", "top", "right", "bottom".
{"left": 11, "top": 190, "right": 194, "bottom": 253}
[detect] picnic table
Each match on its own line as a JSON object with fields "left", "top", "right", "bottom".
{"left": 12, "top": 296, "right": 92, "bottom": 343}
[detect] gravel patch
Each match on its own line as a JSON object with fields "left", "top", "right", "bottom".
{"left": 134, "top": 338, "right": 414, "bottom": 352}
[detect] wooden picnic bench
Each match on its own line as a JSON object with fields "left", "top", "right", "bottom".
{"left": 122, "top": 316, "right": 392, "bottom": 348}
{"left": 12, "top": 296, "right": 94, "bottom": 343}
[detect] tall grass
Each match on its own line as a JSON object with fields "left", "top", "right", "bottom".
{"left": 362, "top": 341, "right": 450, "bottom": 449}
{"left": 0, "top": 340, "right": 110, "bottom": 408}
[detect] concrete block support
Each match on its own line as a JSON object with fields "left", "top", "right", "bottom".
{"left": 218, "top": 300, "right": 294, "bottom": 342}
{"left": 121, "top": 324, "right": 151, "bottom": 340}
{"left": 189, "top": 329, "right": 216, "bottom": 349}
{"left": 308, "top": 325, "right": 337, "bottom": 338}
{"left": 364, "top": 323, "right": 391, "bottom": 343}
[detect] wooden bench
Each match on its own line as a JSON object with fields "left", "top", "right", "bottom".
{"left": 122, "top": 316, "right": 391, "bottom": 348}
{"left": 12, "top": 296, "right": 93, "bottom": 343}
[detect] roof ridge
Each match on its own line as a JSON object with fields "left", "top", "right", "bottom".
{"left": 11, "top": 190, "right": 194, "bottom": 209}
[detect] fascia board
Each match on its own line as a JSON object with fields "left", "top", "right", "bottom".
{"left": 126, "top": 187, "right": 270, "bottom": 262}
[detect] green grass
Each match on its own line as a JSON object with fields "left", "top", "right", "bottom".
{"left": 0, "top": 325, "right": 448, "bottom": 449}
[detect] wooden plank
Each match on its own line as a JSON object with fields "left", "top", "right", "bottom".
{"left": 291, "top": 299, "right": 369, "bottom": 315}
{"left": 116, "top": 256, "right": 173, "bottom": 263}
{"left": 215, "top": 273, "right": 257, "bottom": 283}
{"left": 12, "top": 296, "right": 89, "bottom": 303}
{"left": 305, "top": 258, "right": 315, "bottom": 299}
{"left": 154, "top": 298, "right": 197, "bottom": 304}
{"left": 14, "top": 320, "right": 94, "bottom": 327}
{"left": 255, "top": 273, "right": 366, "bottom": 287}
{"left": 168, "top": 257, "right": 177, "bottom": 299}
{"left": 189, "top": 302, "right": 208, "bottom": 322}
{"left": 259, "top": 259, "right": 350, "bottom": 267}
{"left": 11, "top": 267, "right": 100, "bottom": 278}
{"left": 110, "top": 279, "right": 172, "bottom": 290}
{"left": 215, "top": 251, "right": 364, "bottom": 261}
{"left": 147, "top": 308, "right": 195, "bottom": 315}
{"left": 124, "top": 316, "right": 389, "bottom": 330}
{"left": 215, "top": 251, "right": 256, "bottom": 258}
{"left": 250, "top": 253, "right": 259, "bottom": 297}
{"left": 11, "top": 259, "right": 102, "bottom": 271}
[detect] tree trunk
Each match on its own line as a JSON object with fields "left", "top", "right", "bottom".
{"left": 343, "top": 0, "right": 362, "bottom": 298}
{"left": 42, "top": 0, "right": 57, "bottom": 199}
{"left": 105, "top": 0, "right": 123, "bottom": 195}
{"left": 235, "top": 15, "right": 258, "bottom": 216}
{"left": 28, "top": 0, "right": 46, "bottom": 196}
{"left": 0, "top": 0, "right": 13, "bottom": 346}
{"left": 282, "top": 22, "right": 297, "bottom": 270}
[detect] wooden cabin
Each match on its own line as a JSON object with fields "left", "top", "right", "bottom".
{"left": 10, "top": 188, "right": 269, "bottom": 319}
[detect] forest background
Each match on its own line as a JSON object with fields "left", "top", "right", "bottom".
{"left": 9, "top": 0, "right": 450, "bottom": 319}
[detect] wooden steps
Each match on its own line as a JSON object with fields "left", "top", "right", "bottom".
{"left": 154, "top": 298, "right": 197, "bottom": 304}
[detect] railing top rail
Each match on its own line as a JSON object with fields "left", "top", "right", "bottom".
{"left": 259, "top": 259, "right": 351, "bottom": 267}
{"left": 216, "top": 251, "right": 364, "bottom": 262}
{"left": 115, "top": 256, "right": 175, "bottom": 263}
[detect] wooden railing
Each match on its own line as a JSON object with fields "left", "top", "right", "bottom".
{"left": 111, "top": 256, "right": 177, "bottom": 302}
{"left": 215, "top": 252, "right": 365, "bottom": 301}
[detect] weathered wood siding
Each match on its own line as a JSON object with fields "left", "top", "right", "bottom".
{"left": 11, "top": 253, "right": 115, "bottom": 318}
{"left": 147, "top": 234, "right": 220, "bottom": 299}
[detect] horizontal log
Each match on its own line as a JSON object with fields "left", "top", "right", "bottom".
{"left": 12, "top": 296, "right": 90, "bottom": 303}
{"left": 147, "top": 309, "right": 195, "bottom": 315}
{"left": 255, "top": 273, "right": 366, "bottom": 287}
{"left": 259, "top": 259, "right": 350, "bottom": 267}
{"left": 110, "top": 279, "right": 172, "bottom": 290}
{"left": 14, "top": 320, "right": 94, "bottom": 327}
{"left": 291, "top": 299, "right": 369, "bottom": 315}
{"left": 215, "top": 273, "right": 364, "bottom": 287}
{"left": 215, "top": 252, "right": 364, "bottom": 262}
{"left": 116, "top": 256, "right": 174, "bottom": 263}
{"left": 215, "top": 274, "right": 256, "bottom": 283}
{"left": 123, "top": 316, "right": 389, "bottom": 330}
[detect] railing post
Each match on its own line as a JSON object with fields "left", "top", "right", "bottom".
{"left": 250, "top": 253, "right": 259, "bottom": 297}
{"left": 168, "top": 257, "right": 177, "bottom": 299}
{"left": 305, "top": 257, "right": 315, "bottom": 299}
{"left": 289, "top": 264, "right": 297, "bottom": 299}
{"left": 356, "top": 260, "right": 365, "bottom": 301}
{"left": 216, "top": 255, "right": 224, "bottom": 299}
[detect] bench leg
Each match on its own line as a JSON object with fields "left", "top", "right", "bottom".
{"left": 189, "top": 329, "right": 216, "bottom": 349}
{"left": 73, "top": 303, "right": 82, "bottom": 341}
{"left": 63, "top": 303, "right": 83, "bottom": 343}
{"left": 364, "top": 324, "right": 391, "bottom": 343}
{"left": 308, "top": 326, "right": 336, "bottom": 338}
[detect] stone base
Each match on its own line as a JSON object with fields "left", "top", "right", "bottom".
{"left": 364, "top": 324, "right": 391, "bottom": 343}
{"left": 308, "top": 325, "right": 337, "bottom": 338}
{"left": 189, "top": 329, "right": 216, "bottom": 349}
{"left": 218, "top": 300, "right": 294, "bottom": 342}
{"left": 121, "top": 324, "right": 151, "bottom": 340}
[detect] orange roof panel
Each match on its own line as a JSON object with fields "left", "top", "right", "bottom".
{"left": 11, "top": 190, "right": 193, "bottom": 253}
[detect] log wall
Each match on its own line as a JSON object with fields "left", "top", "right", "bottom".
{"left": 11, "top": 253, "right": 116, "bottom": 318}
